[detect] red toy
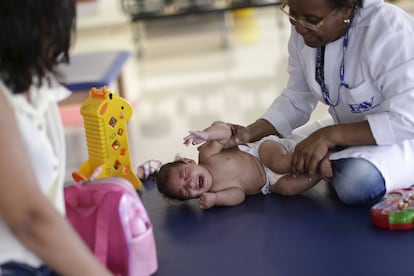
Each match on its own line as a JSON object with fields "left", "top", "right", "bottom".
{"left": 371, "top": 187, "right": 414, "bottom": 230}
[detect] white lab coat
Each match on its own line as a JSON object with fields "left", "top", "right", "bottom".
{"left": 262, "top": 0, "right": 414, "bottom": 192}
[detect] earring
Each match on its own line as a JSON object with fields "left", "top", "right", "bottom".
{"left": 344, "top": 19, "right": 351, "bottom": 25}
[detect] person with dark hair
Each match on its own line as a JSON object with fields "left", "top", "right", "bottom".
{"left": 0, "top": 1, "right": 112, "bottom": 275}
{"left": 154, "top": 122, "right": 324, "bottom": 209}
{"left": 220, "top": 0, "right": 414, "bottom": 206}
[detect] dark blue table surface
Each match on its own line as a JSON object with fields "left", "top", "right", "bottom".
{"left": 140, "top": 180, "right": 414, "bottom": 276}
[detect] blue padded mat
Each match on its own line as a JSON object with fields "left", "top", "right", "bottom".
{"left": 140, "top": 180, "right": 413, "bottom": 276}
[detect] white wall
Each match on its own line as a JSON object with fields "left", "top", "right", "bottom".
{"left": 77, "top": 0, "right": 129, "bottom": 29}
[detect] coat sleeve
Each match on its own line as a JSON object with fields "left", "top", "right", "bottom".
{"left": 261, "top": 29, "right": 319, "bottom": 137}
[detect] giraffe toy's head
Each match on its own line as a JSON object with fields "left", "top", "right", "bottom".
{"left": 81, "top": 86, "right": 133, "bottom": 120}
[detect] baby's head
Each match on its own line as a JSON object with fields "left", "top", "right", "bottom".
{"left": 154, "top": 158, "right": 213, "bottom": 200}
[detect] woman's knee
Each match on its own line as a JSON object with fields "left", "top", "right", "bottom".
{"left": 330, "top": 158, "right": 385, "bottom": 206}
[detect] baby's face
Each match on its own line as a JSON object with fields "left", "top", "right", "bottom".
{"left": 167, "top": 162, "right": 212, "bottom": 200}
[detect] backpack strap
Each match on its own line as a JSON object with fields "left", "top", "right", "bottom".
{"left": 93, "top": 191, "right": 123, "bottom": 265}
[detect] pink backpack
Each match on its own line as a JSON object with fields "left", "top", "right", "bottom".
{"left": 64, "top": 177, "right": 158, "bottom": 276}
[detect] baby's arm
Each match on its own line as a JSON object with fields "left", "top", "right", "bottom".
{"left": 184, "top": 122, "right": 232, "bottom": 146}
{"left": 199, "top": 188, "right": 245, "bottom": 209}
{"left": 184, "top": 122, "right": 232, "bottom": 160}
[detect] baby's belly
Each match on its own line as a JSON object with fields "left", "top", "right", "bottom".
{"left": 238, "top": 153, "right": 267, "bottom": 194}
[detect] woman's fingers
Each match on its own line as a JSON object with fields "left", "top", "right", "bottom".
{"left": 305, "top": 153, "right": 320, "bottom": 176}
{"left": 292, "top": 143, "right": 327, "bottom": 176}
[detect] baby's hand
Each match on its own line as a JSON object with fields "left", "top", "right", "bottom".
{"left": 199, "top": 192, "right": 217, "bottom": 209}
{"left": 183, "top": 131, "right": 208, "bottom": 146}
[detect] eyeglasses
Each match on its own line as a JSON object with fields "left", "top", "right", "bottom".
{"left": 279, "top": 1, "right": 340, "bottom": 32}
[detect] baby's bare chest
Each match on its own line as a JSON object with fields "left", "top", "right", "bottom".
{"left": 204, "top": 150, "right": 265, "bottom": 194}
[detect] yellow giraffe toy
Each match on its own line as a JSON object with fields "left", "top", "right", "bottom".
{"left": 72, "top": 86, "right": 142, "bottom": 190}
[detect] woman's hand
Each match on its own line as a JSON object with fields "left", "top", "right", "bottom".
{"left": 291, "top": 128, "right": 331, "bottom": 176}
{"left": 291, "top": 122, "right": 375, "bottom": 176}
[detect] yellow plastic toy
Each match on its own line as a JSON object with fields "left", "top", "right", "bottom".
{"left": 72, "top": 86, "right": 142, "bottom": 190}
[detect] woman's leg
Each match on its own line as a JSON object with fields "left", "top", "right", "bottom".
{"left": 329, "top": 158, "right": 386, "bottom": 206}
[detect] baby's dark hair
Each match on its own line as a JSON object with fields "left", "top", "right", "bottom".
{"left": 151, "top": 159, "right": 187, "bottom": 200}
{"left": 0, "top": 0, "right": 76, "bottom": 94}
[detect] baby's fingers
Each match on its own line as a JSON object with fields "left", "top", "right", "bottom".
{"left": 189, "top": 131, "right": 208, "bottom": 144}
{"left": 183, "top": 131, "right": 208, "bottom": 146}
{"left": 183, "top": 134, "right": 194, "bottom": 146}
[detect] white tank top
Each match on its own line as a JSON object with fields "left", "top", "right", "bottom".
{"left": 0, "top": 78, "right": 70, "bottom": 266}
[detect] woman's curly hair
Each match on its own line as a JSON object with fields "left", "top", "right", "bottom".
{"left": 0, "top": 0, "right": 76, "bottom": 94}
{"left": 329, "top": 0, "right": 362, "bottom": 9}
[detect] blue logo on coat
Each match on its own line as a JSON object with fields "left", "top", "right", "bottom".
{"left": 348, "top": 97, "right": 379, "bottom": 113}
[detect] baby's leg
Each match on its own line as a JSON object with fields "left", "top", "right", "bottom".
{"left": 258, "top": 140, "right": 291, "bottom": 174}
{"left": 270, "top": 174, "right": 320, "bottom": 196}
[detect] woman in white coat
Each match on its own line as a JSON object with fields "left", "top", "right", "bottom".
{"left": 227, "top": 0, "right": 414, "bottom": 205}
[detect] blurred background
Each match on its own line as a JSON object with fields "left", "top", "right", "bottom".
{"left": 64, "top": 0, "right": 414, "bottom": 182}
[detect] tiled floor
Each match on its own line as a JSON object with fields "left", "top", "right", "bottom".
{"left": 64, "top": 1, "right": 413, "bottom": 182}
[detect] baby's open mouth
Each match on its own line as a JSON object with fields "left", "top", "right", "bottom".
{"left": 198, "top": 175, "right": 204, "bottom": 189}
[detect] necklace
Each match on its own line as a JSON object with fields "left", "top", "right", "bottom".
{"left": 315, "top": 29, "right": 350, "bottom": 107}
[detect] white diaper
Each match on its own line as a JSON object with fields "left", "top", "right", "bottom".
{"left": 238, "top": 135, "right": 296, "bottom": 195}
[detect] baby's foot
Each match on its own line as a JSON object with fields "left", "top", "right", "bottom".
{"left": 320, "top": 157, "right": 333, "bottom": 182}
